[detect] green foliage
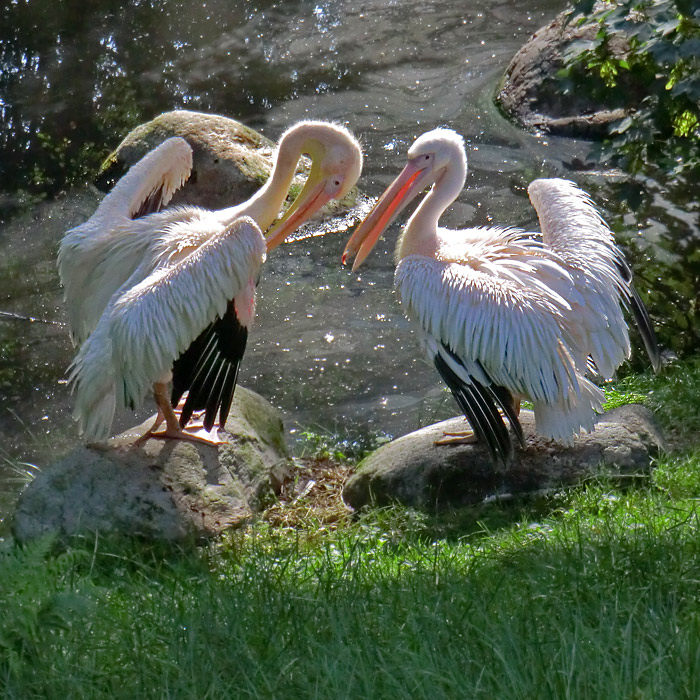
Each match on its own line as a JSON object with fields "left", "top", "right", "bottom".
{"left": 551, "top": 3, "right": 700, "bottom": 359}
{"left": 26, "top": 133, "right": 108, "bottom": 194}
{"left": 294, "top": 423, "right": 391, "bottom": 461}
{"left": 589, "top": 176, "right": 700, "bottom": 358}
{"left": 561, "top": 0, "right": 700, "bottom": 178}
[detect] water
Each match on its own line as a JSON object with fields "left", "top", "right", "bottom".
{"left": 0, "top": 0, "right": 696, "bottom": 519}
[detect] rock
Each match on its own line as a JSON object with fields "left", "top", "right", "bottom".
{"left": 495, "top": 5, "right": 631, "bottom": 138}
{"left": 13, "top": 386, "right": 292, "bottom": 542}
{"left": 96, "top": 109, "right": 359, "bottom": 216}
{"left": 343, "top": 404, "right": 665, "bottom": 510}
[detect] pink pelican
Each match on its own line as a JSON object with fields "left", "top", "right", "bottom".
{"left": 59, "top": 121, "right": 363, "bottom": 444}
{"left": 343, "top": 128, "right": 659, "bottom": 466}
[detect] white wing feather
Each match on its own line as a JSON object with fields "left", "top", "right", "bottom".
{"left": 528, "top": 178, "right": 631, "bottom": 378}
{"left": 98, "top": 137, "right": 193, "bottom": 220}
{"left": 397, "top": 255, "right": 582, "bottom": 401}
{"left": 396, "top": 253, "right": 605, "bottom": 443}
{"left": 58, "top": 137, "right": 193, "bottom": 344}
{"left": 69, "top": 216, "right": 265, "bottom": 441}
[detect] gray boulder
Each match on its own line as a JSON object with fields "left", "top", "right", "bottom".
{"left": 13, "top": 386, "right": 291, "bottom": 542}
{"left": 343, "top": 404, "right": 665, "bottom": 510}
{"left": 97, "top": 109, "right": 360, "bottom": 216}
{"left": 495, "top": 5, "right": 630, "bottom": 138}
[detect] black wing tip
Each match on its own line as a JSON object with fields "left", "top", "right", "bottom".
{"left": 171, "top": 304, "right": 249, "bottom": 432}
{"left": 434, "top": 349, "right": 520, "bottom": 468}
{"left": 617, "top": 254, "right": 661, "bottom": 373}
{"left": 629, "top": 284, "right": 662, "bottom": 374}
{"left": 490, "top": 383, "right": 526, "bottom": 449}
{"left": 177, "top": 356, "right": 240, "bottom": 432}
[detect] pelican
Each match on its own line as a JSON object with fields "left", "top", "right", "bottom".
{"left": 343, "top": 128, "right": 659, "bottom": 466}
{"left": 59, "top": 120, "right": 363, "bottom": 444}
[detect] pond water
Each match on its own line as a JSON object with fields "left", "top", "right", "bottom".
{"left": 1, "top": 0, "right": 697, "bottom": 521}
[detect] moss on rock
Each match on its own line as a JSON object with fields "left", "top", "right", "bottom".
{"left": 13, "top": 386, "right": 293, "bottom": 542}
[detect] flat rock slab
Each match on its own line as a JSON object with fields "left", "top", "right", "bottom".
{"left": 343, "top": 404, "right": 665, "bottom": 510}
{"left": 13, "top": 387, "right": 291, "bottom": 542}
{"left": 97, "top": 109, "right": 360, "bottom": 216}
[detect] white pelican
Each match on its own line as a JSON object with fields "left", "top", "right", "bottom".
{"left": 343, "top": 128, "right": 659, "bottom": 466}
{"left": 59, "top": 120, "right": 363, "bottom": 444}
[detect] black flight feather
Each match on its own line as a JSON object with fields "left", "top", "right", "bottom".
{"left": 489, "top": 380, "right": 525, "bottom": 448}
{"left": 171, "top": 301, "right": 248, "bottom": 431}
{"left": 434, "top": 345, "right": 521, "bottom": 468}
{"left": 615, "top": 255, "right": 661, "bottom": 372}
{"left": 628, "top": 283, "right": 661, "bottom": 373}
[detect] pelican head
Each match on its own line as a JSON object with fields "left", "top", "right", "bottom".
{"left": 342, "top": 127, "right": 466, "bottom": 271}
{"left": 264, "top": 121, "right": 363, "bottom": 251}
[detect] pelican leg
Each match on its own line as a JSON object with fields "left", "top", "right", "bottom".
{"left": 145, "top": 407, "right": 166, "bottom": 435}
{"left": 512, "top": 396, "right": 521, "bottom": 418}
{"left": 134, "top": 402, "right": 168, "bottom": 446}
{"left": 138, "top": 382, "right": 227, "bottom": 446}
{"left": 435, "top": 396, "right": 522, "bottom": 446}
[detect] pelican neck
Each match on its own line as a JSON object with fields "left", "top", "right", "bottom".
{"left": 217, "top": 129, "right": 309, "bottom": 232}
{"left": 397, "top": 147, "right": 467, "bottom": 260}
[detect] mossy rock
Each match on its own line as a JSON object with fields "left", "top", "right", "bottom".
{"left": 13, "top": 386, "right": 293, "bottom": 542}
{"left": 495, "top": 5, "right": 631, "bottom": 138}
{"left": 97, "top": 109, "right": 360, "bottom": 216}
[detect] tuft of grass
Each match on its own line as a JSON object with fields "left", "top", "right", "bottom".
{"left": 652, "top": 450, "right": 700, "bottom": 499}
{"left": 604, "top": 357, "right": 700, "bottom": 447}
{"left": 0, "top": 452, "right": 41, "bottom": 536}
{"left": 602, "top": 386, "right": 649, "bottom": 410}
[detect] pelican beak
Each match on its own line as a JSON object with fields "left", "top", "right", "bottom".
{"left": 265, "top": 164, "right": 334, "bottom": 252}
{"left": 342, "top": 159, "right": 433, "bottom": 271}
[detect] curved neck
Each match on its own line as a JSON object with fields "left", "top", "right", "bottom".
{"left": 219, "top": 127, "right": 316, "bottom": 231}
{"left": 396, "top": 153, "right": 466, "bottom": 260}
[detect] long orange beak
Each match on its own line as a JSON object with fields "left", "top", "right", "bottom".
{"left": 265, "top": 166, "right": 334, "bottom": 252}
{"left": 342, "top": 159, "right": 434, "bottom": 271}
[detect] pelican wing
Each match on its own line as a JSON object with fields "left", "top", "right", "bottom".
{"left": 99, "top": 137, "right": 193, "bottom": 220}
{"left": 109, "top": 216, "right": 265, "bottom": 417}
{"left": 396, "top": 254, "right": 596, "bottom": 461}
{"left": 527, "top": 178, "right": 658, "bottom": 376}
{"left": 397, "top": 255, "right": 584, "bottom": 402}
{"left": 432, "top": 341, "right": 523, "bottom": 466}
{"left": 58, "top": 137, "right": 193, "bottom": 344}
{"left": 169, "top": 298, "right": 249, "bottom": 432}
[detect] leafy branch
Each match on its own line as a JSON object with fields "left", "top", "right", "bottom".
{"left": 560, "top": 0, "right": 700, "bottom": 178}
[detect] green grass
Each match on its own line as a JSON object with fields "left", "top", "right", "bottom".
{"left": 2, "top": 456, "right": 700, "bottom": 699}
{"left": 1, "top": 357, "right": 700, "bottom": 699}
{"left": 603, "top": 356, "right": 700, "bottom": 448}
